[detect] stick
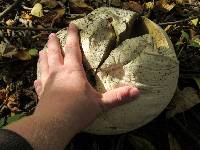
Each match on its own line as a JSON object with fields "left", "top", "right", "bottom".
{"left": 0, "top": 26, "right": 60, "bottom": 32}
{"left": 158, "top": 15, "right": 200, "bottom": 26}
{"left": 0, "top": 0, "right": 22, "bottom": 20}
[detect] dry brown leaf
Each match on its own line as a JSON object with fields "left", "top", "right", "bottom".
{"left": 166, "top": 87, "right": 200, "bottom": 118}
{"left": 55, "top": 8, "right": 65, "bottom": 18}
{"left": 0, "top": 41, "right": 7, "bottom": 56}
{"left": 40, "top": 0, "right": 58, "bottom": 8}
{"left": 69, "top": 0, "right": 93, "bottom": 11}
{"left": 6, "top": 19, "right": 15, "bottom": 26}
{"left": 7, "top": 95, "right": 20, "bottom": 113}
{"left": 122, "top": 1, "right": 144, "bottom": 14}
{"left": 21, "top": 11, "right": 32, "bottom": 20}
{"left": 14, "top": 51, "right": 32, "bottom": 60}
{"left": 157, "top": 0, "right": 176, "bottom": 11}
{"left": 0, "top": 42, "right": 17, "bottom": 58}
{"left": 164, "top": 25, "right": 173, "bottom": 32}
{"left": 51, "top": 8, "right": 65, "bottom": 27}
{"left": 0, "top": 89, "right": 7, "bottom": 101}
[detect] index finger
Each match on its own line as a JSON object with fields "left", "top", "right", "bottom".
{"left": 64, "top": 23, "right": 82, "bottom": 66}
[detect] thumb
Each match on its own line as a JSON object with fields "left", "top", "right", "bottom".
{"left": 101, "top": 86, "right": 139, "bottom": 110}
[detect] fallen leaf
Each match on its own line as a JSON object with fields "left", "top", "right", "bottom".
{"left": 157, "top": 0, "right": 176, "bottom": 11}
{"left": 5, "top": 19, "right": 15, "bottom": 26}
{"left": 191, "top": 18, "right": 199, "bottom": 26}
{"left": 128, "top": 135, "right": 156, "bottom": 150}
{"left": 189, "top": 35, "right": 200, "bottom": 47}
{"left": 0, "top": 89, "right": 7, "bottom": 101}
{"left": 189, "top": 41, "right": 200, "bottom": 48}
{"left": 21, "top": 11, "right": 32, "bottom": 20}
{"left": 176, "top": 41, "right": 183, "bottom": 47}
{"left": 181, "top": 30, "right": 189, "bottom": 41}
{"left": 31, "top": 3, "right": 44, "bottom": 17}
{"left": 40, "top": 0, "right": 58, "bottom": 8}
{"left": 0, "top": 41, "right": 7, "bottom": 56}
{"left": 144, "top": 2, "right": 154, "bottom": 10}
{"left": 166, "top": 87, "right": 200, "bottom": 118}
{"left": 122, "top": 1, "right": 144, "bottom": 14}
{"left": 51, "top": 8, "right": 65, "bottom": 27}
{"left": 164, "top": 25, "right": 173, "bottom": 32}
{"left": 28, "top": 48, "right": 38, "bottom": 57}
{"left": 110, "top": 0, "right": 121, "bottom": 7}
{"left": 14, "top": 51, "right": 32, "bottom": 60}
{"left": 0, "top": 42, "right": 17, "bottom": 58}
{"left": 69, "top": 0, "right": 94, "bottom": 12}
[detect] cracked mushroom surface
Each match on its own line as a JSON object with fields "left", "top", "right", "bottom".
{"left": 39, "top": 7, "right": 179, "bottom": 135}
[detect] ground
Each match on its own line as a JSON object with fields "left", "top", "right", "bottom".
{"left": 0, "top": 0, "right": 200, "bottom": 149}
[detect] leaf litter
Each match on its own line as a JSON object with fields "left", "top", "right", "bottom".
{"left": 0, "top": 0, "right": 199, "bottom": 149}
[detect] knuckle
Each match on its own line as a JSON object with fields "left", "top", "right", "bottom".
{"left": 65, "top": 43, "right": 78, "bottom": 49}
{"left": 116, "top": 91, "right": 123, "bottom": 102}
{"left": 49, "top": 69, "right": 58, "bottom": 77}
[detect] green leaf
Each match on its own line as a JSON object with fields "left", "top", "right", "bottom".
{"left": 175, "top": 41, "right": 183, "bottom": 46}
{"left": 28, "top": 48, "right": 38, "bottom": 57}
{"left": 181, "top": 30, "right": 189, "bottom": 41}
{"left": 189, "top": 40, "right": 200, "bottom": 48}
{"left": 0, "top": 113, "right": 26, "bottom": 128}
{"left": 191, "top": 18, "right": 198, "bottom": 26}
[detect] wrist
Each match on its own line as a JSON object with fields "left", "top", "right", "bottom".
{"left": 32, "top": 109, "right": 79, "bottom": 135}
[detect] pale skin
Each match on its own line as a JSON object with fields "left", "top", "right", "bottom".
{"left": 5, "top": 23, "right": 139, "bottom": 150}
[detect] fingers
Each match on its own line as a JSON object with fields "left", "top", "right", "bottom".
{"left": 47, "top": 33, "right": 64, "bottom": 69}
{"left": 64, "top": 23, "right": 82, "bottom": 66}
{"left": 39, "top": 50, "right": 49, "bottom": 82}
{"left": 34, "top": 80, "right": 43, "bottom": 99}
{"left": 101, "top": 86, "right": 139, "bottom": 110}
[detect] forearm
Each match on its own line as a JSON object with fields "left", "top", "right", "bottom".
{"left": 5, "top": 113, "right": 76, "bottom": 150}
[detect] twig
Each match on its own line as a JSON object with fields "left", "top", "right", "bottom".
{"left": 177, "top": 46, "right": 184, "bottom": 58}
{"left": 0, "top": 0, "right": 22, "bottom": 20}
{"left": 158, "top": 15, "right": 200, "bottom": 26}
{"left": 0, "top": 26, "right": 60, "bottom": 32}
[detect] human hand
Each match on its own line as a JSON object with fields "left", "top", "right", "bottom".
{"left": 34, "top": 23, "right": 140, "bottom": 134}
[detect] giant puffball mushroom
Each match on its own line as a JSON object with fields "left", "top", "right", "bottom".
{"left": 38, "top": 7, "right": 179, "bottom": 135}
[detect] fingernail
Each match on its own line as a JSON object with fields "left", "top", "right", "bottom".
{"left": 39, "top": 50, "right": 43, "bottom": 57}
{"left": 129, "top": 87, "right": 140, "bottom": 97}
{"left": 49, "top": 33, "right": 56, "bottom": 39}
{"left": 68, "top": 23, "right": 76, "bottom": 31}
